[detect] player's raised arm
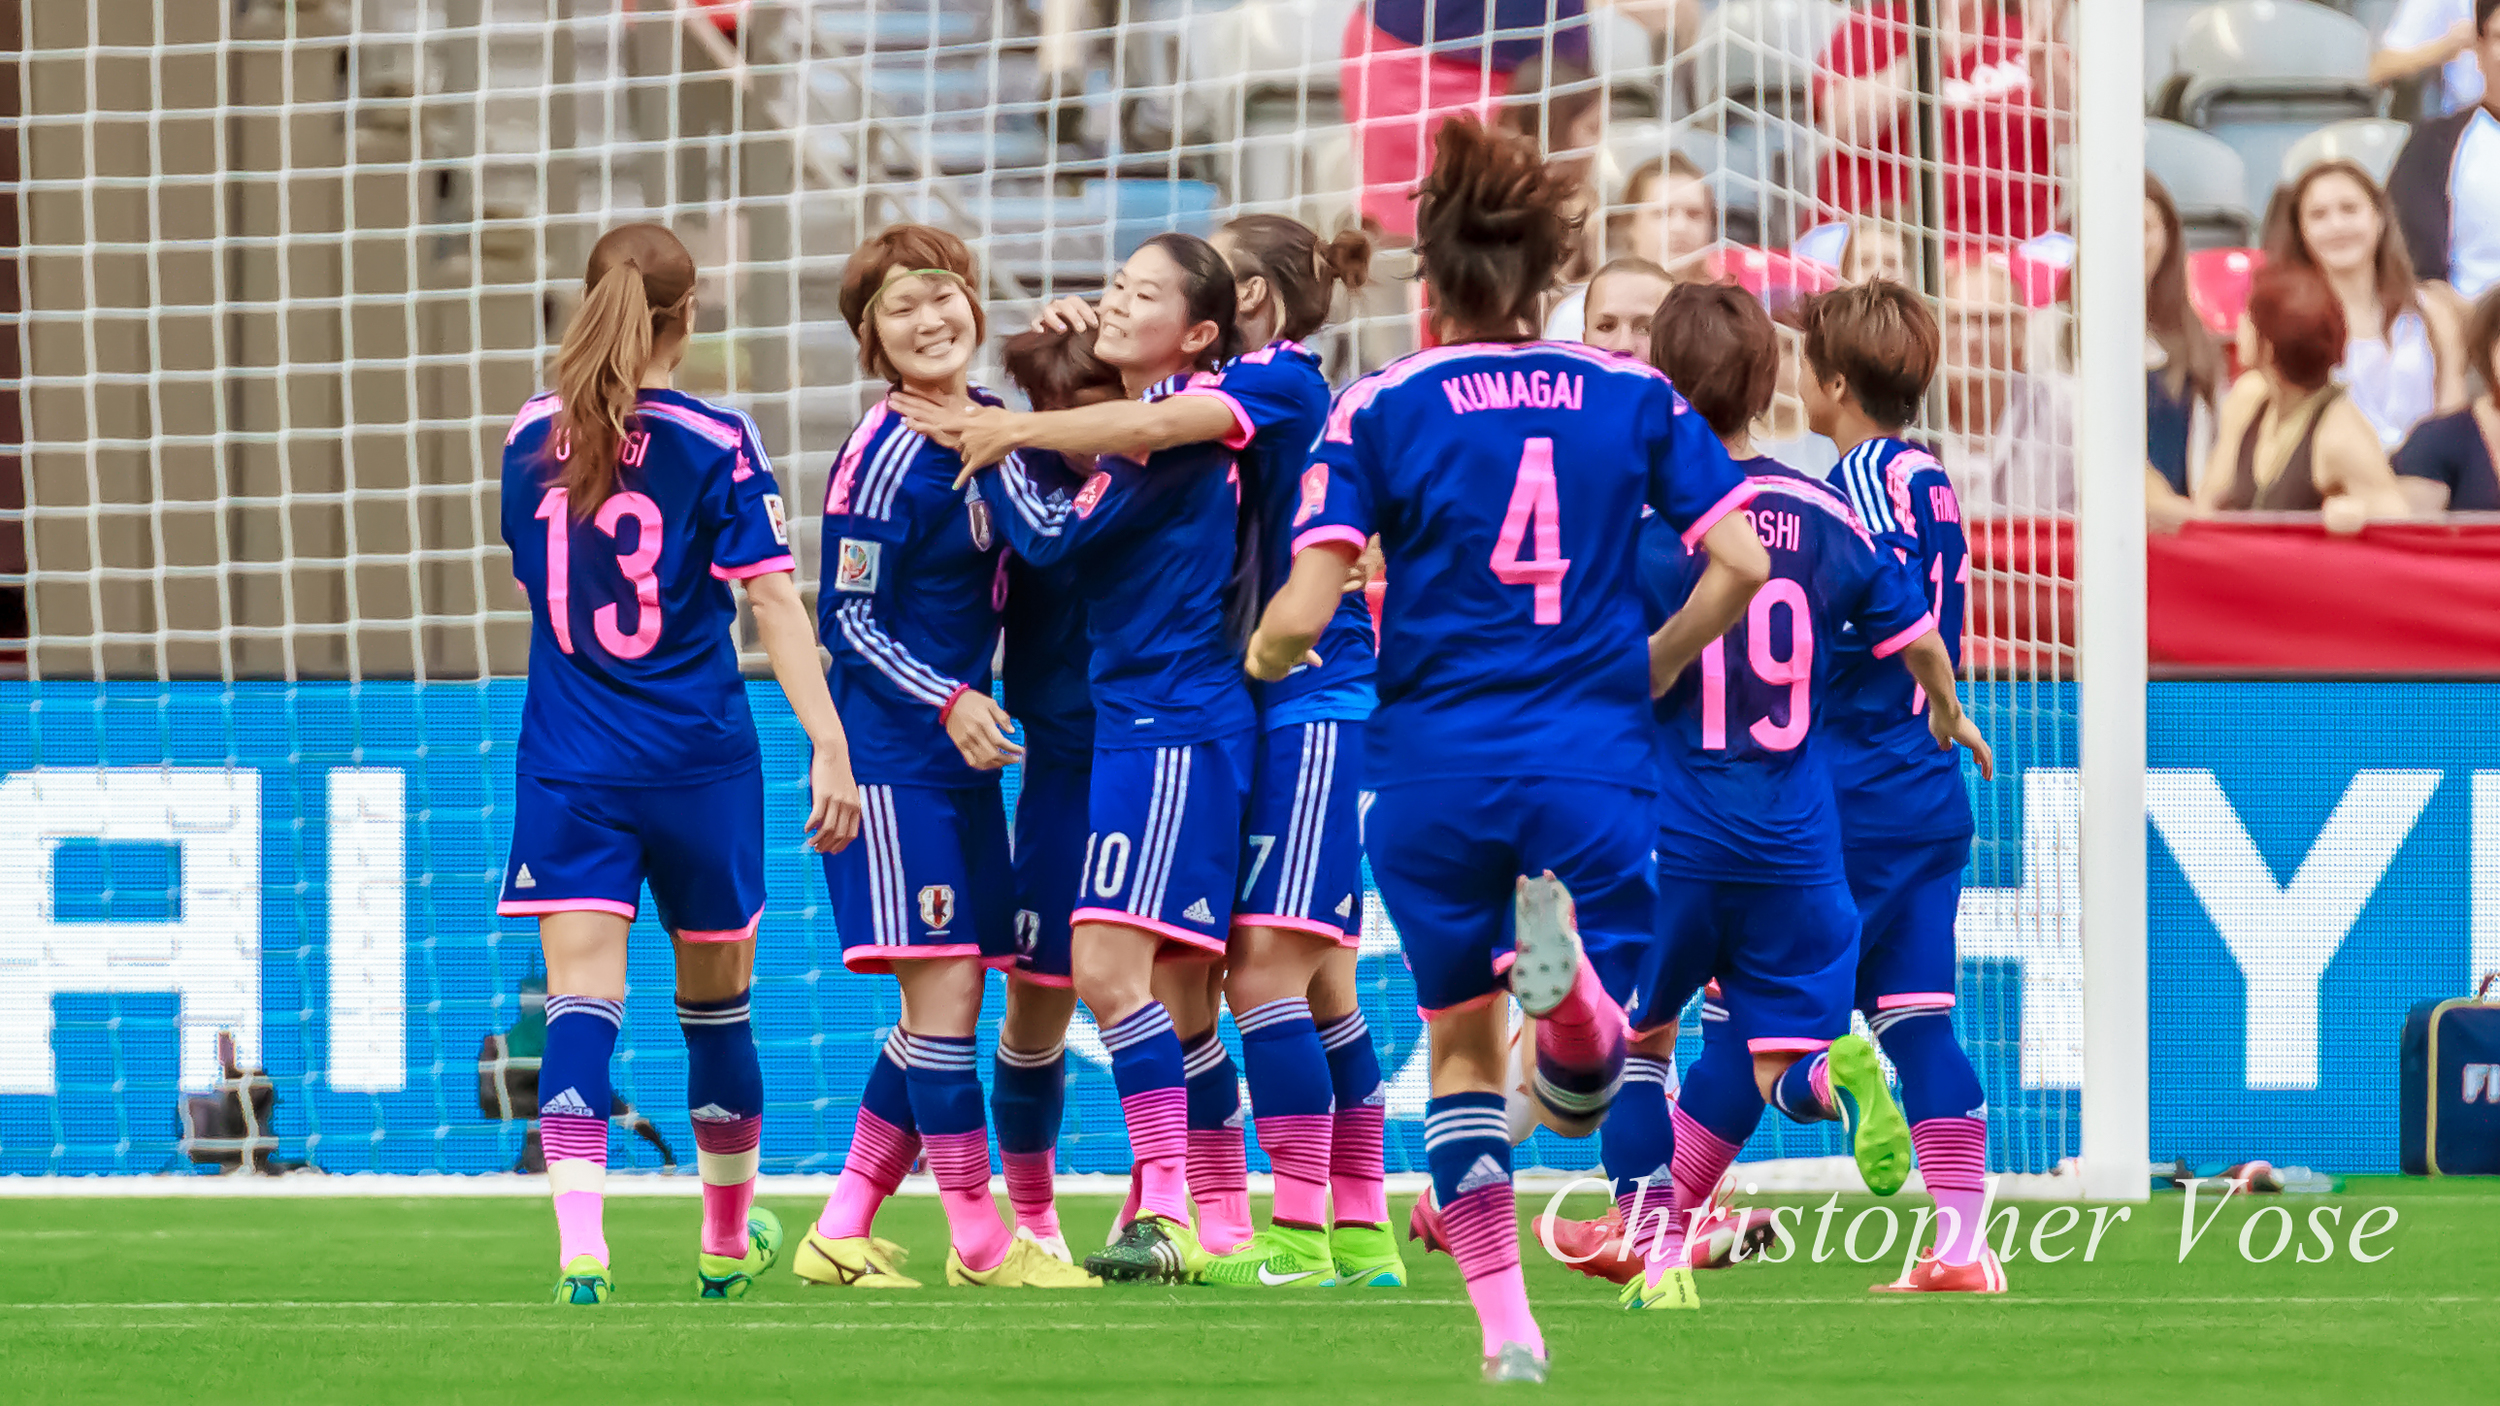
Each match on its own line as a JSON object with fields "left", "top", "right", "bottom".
{"left": 1640, "top": 391, "right": 1769, "bottom": 693}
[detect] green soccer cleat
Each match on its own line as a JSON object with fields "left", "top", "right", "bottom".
{"left": 1483, "top": 1343, "right": 1549, "bottom": 1384}
{"left": 1328, "top": 1222, "right": 1409, "bottom": 1288}
{"left": 1825, "top": 1033, "right": 1913, "bottom": 1197}
{"left": 1082, "top": 1213, "right": 1207, "bottom": 1285}
{"left": 698, "top": 1206, "right": 785, "bottom": 1300}
{"left": 555, "top": 1255, "right": 613, "bottom": 1305}
{"left": 1201, "top": 1224, "right": 1336, "bottom": 1288}
{"left": 1618, "top": 1264, "right": 1700, "bottom": 1311}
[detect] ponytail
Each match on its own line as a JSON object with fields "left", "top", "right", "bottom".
{"left": 1221, "top": 215, "right": 1373, "bottom": 344}
{"left": 545, "top": 222, "right": 696, "bottom": 515}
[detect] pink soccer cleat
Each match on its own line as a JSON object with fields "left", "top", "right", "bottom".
{"left": 1871, "top": 1246, "right": 2008, "bottom": 1294}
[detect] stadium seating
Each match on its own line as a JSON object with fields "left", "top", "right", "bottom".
{"left": 2164, "top": 0, "right": 2380, "bottom": 220}
{"left": 2278, "top": 116, "right": 2412, "bottom": 185}
{"left": 2147, "top": 119, "right": 2259, "bottom": 248}
{"left": 1674, "top": 0, "right": 1847, "bottom": 247}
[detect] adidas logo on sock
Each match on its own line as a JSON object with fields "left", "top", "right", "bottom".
{"left": 1183, "top": 898, "right": 1215, "bottom": 924}
{"left": 514, "top": 864, "right": 536, "bottom": 889}
{"left": 689, "top": 1104, "right": 741, "bottom": 1122}
{"left": 1456, "top": 1154, "right": 1508, "bottom": 1196}
{"left": 1224, "top": 1109, "right": 1246, "bottom": 1130}
{"left": 1363, "top": 1089, "right": 1387, "bottom": 1108}
{"left": 541, "top": 1086, "right": 596, "bottom": 1118}
{"left": 1335, "top": 894, "right": 1353, "bottom": 919}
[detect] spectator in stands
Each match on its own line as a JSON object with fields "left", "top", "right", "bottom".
{"left": 2268, "top": 159, "right": 2468, "bottom": 451}
{"left": 1544, "top": 150, "right": 1716, "bottom": 338}
{"left": 1758, "top": 317, "right": 1844, "bottom": 475}
{"left": 1342, "top": 0, "right": 1696, "bottom": 242}
{"left": 2388, "top": 0, "right": 2500, "bottom": 298}
{"left": 2197, "top": 263, "right": 2411, "bottom": 530}
{"left": 1813, "top": 0, "right": 2071, "bottom": 244}
{"left": 2146, "top": 175, "right": 2224, "bottom": 530}
{"left": 2371, "top": 0, "right": 2485, "bottom": 117}
{"left": 1575, "top": 256, "right": 1676, "bottom": 357}
{"left": 1929, "top": 259, "right": 2074, "bottom": 516}
{"left": 1840, "top": 220, "right": 1912, "bottom": 285}
{"left": 2394, "top": 286, "right": 2500, "bottom": 510}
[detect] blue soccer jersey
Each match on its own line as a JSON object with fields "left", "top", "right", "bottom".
{"left": 1001, "top": 550, "right": 1096, "bottom": 765}
{"left": 1180, "top": 339, "right": 1377, "bottom": 727}
{"left": 819, "top": 390, "right": 1011, "bottom": 788}
{"left": 977, "top": 376, "right": 1257, "bottom": 750}
{"left": 1823, "top": 437, "right": 1976, "bottom": 845}
{"left": 1642, "top": 461, "right": 1935, "bottom": 884}
{"left": 1296, "top": 342, "right": 1751, "bottom": 786}
{"left": 501, "top": 388, "right": 794, "bottom": 786}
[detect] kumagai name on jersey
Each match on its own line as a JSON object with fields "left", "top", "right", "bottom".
{"left": 1641, "top": 461, "right": 1935, "bottom": 882}
{"left": 1823, "top": 436, "right": 1976, "bottom": 845}
{"left": 1294, "top": 341, "right": 1752, "bottom": 787}
{"left": 819, "top": 389, "right": 1012, "bottom": 787}
{"left": 500, "top": 388, "right": 793, "bottom": 786}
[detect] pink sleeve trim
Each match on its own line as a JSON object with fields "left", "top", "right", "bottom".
{"left": 1292, "top": 525, "right": 1369, "bottom": 557}
{"left": 1679, "top": 479, "right": 1759, "bottom": 550}
{"left": 1874, "top": 992, "right": 1957, "bottom": 1011}
{"left": 1746, "top": 1036, "right": 1835, "bottom": 1053}
{"left": 710, "top": 554, "right": 795, "bottom": 582}
{"left": 938, "top": 683, "right": 974, "bottom": 724}
{"left": 1871, "top": 612, "right": 1938, "bottom": 659}
{"left": 498, "top": 898, "right": 638, "bottom": 920}
{"left": 1174, "top": 385, "right": 1258, "bottom": 450}
{"left": 676, "top": 909, "right": 763, "bottom": 943}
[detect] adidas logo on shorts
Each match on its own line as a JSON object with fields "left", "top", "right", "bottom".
{"left": 541, "top": 1086, "right": 596, "bottom": 1118}
{"left": 1183, "top": 898, "right": 1215, "bottom": 924}
{"left": 514, "top": 864, "right": 536, "bottom": 889}
{"left": 1335, "top": 894, "right": 1353, "bottom": 918}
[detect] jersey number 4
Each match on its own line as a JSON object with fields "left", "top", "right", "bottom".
{"left": 1489, "top": 438, "right": 1571, "bottom": 625}
{"left": 535, "top": 486, "right": 665, "bottom": 659}
{"left": 1700, "top": 578, "right": 1813, "bottom": 752}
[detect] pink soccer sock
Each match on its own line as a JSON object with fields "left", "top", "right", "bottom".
{"left": 1330, "top": 1104, "right": 1389, "bottom": 1226}
{"left": 1532, "top": 959, "right": 1628, "bottom": 1111}
{"left": 1912, "top": 1117, "right": 1991, "bottom": 1265}
{"left": 817, "top": 1108, "right": 919, "bottom": 1240}
{"left": 924, "top": 1129, "right": 1013, "bottom": 1273}
{"left": 1653, "top": 1103, "right": 1741, "bottom": 1280}
{"left": 694, "top": 1113, "right": 761, "bottom": 1259}
{"left": 1123, "top": 1088, "right": 1192, "bottom": 1224}
{"left": 1188, "top": 1127, "right": 1252, "bottom": 1251}
{"left": 543, "top": 1112, "right": 611, "bottom": 1266}
{"left": 1440, "top": 1180, "right": 1544, "bottom": 1360}
{"left": 1256, "top": 1114, "right": 1335, "bottom": 1229}
{"left": 1002, "top": 1149, "right": 1061, "bottom": 1240}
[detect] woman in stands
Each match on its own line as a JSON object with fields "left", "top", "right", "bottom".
{"left": 794, "top": 224, "right": 1098, "bottom": 1293}
{"left": 900, "top": 216, "right": 1402, "bottom": 1288}
{"left": 497, "top": 222, "right": 861, "bottom": 1305}
{"left": 957, "top": 233, "right": 1263, "bottom": 1285}
{"left": 2267, "top": 158, "right": 2468, "bottom": 450}
{"left": 2196, "top": 261, "right": 2411, "bottom": 528}
{"left": 2145, "top": 175, "right": 2225, "bottom": 530}
{"left": 2394, "top": 286, "right": 2500, "bottom": 512}
{"left": 1546, "top": 151, "right": 1718, "bottom": 339}
{"left": 1243, "top": 116, "right": 1768, "bottom": 1379}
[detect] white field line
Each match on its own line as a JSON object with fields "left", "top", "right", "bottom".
{"left": 2, "top": 1294, "right": 2491, "bottom": 1313}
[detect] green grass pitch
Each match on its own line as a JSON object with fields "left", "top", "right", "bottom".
{"left": 4, "top": 1179, "right": 2492, "bottom": 1404}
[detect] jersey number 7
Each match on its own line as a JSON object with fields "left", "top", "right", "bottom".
{"left": 535, "top": 486, "right": 665, "bottom": 660}
{"left": 1489, "top": 438, "right": 1571, "bottom": 625}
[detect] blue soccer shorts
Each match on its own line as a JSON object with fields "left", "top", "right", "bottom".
{"left": 1010, "top": 752, "right": 1092, "bottom": 987}
{"left": 498, "top": 767, "right": 766, "bottom": 940}
{"left": 1847, "top": 836, "right": 1972, "bottom": 1016}
{"left": 1234, "top": 720, "right": 1366, "bottom": 947}
{"left": 1645, "top": 874, "right": 1859, "bottom": 1051}
{"left": 823, "top": 782, "right": 1015, "bottom": 975}
{"left": 1364, "top": 775, "right": 1656, "bottom": 1016}
{"left": 1071, "top": 731, "right": 1256, "bottom": 959}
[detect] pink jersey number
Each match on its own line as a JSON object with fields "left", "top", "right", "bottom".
{"left": 1698, "top": 578, "right": 1815, "bottom": 752}
{"left": 1489, "top": 437, "right": 1571, "bottom": 625}
{"left": 1911, "top": 552, "right": 1972, "bottom": 714}
{"left": 534, "top": 486, "right": 665, "bottom": 659}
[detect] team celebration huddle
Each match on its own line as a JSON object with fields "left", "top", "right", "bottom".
{"left": 493, "top": 114, "right": 1994, "bottom": 1383}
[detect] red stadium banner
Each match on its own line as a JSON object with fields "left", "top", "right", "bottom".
{"left": 2145, "top": 516, "right": 2500, "bottom": 675}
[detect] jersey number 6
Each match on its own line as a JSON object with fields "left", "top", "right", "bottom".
{"left": 535, "top": 486, "right": 665, "bottom": 660}
{"left": 1489, "top": 438, "right": 1571, "bottom": 625}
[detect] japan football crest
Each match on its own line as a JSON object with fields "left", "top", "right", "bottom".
{"left": 917, "top": 884, "right": 955, "bottom": 934}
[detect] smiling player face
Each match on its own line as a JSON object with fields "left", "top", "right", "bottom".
{"left": 1094, "top": 243, "right": 1211, "bottom": 382}
{"left": 875, "top": 272, "right": 978, "bottom": 391}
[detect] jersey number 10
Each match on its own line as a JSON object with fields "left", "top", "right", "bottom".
{"left": 535, "top": 486, "right": 665, "bottom": 659}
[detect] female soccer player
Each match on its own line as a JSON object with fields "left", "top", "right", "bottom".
{"left": 1807, "top": 280, "right": 2012, "bottom": 1293}
{"left": 1243, "top": 119, "right": 1770, "bottom": 1380}
{"left": 900, "top": 215, "right": 1402, "bottom": 1288}
{"left": 792, "top": 225, "right": 1097, "bottom": 1292}
{"left": 498, "top": 222, "right": 860, "bottom": 1305}
{"left": 963, "top": 233, "right": 1260, "bottom": 1284}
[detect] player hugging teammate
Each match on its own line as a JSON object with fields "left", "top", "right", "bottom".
{"left": 497, "top": 142, "right": 1998, "bottom": 1373}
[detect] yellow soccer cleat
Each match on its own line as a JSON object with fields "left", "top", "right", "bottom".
{"left": 946, "top": 1228, "right": 1105, "bottom": 1288}
{"left": 791, "top": 1227, "right": 922, "bottom": 1288}
{"left": 1619, "top": 1264, "right": 1701, "bottom": 1311}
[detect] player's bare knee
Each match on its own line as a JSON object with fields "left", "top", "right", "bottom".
{"left": 892, "top": 955, "right": 986, "bottom": 1037}
{"left": 1001, "top": 975, "right": 1079, "bottom": 1050}
{"left": 1752, "top": 1050, "right": 1803, "bottom": 1102}
{"left": 669, "top": 934, "right": 754, "bottom": 1003}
